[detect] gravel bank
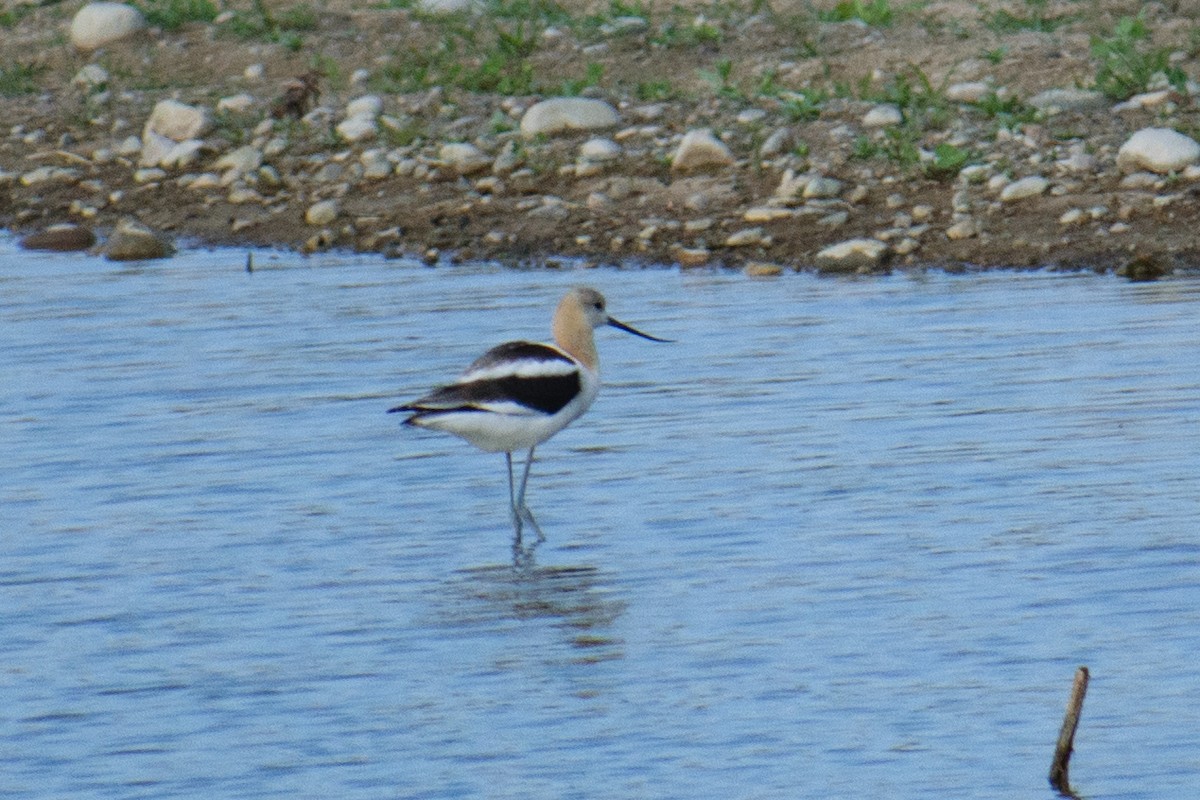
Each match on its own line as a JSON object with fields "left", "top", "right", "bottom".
{"left": 4, "top": 0, "right": 1200, "bottom": 275}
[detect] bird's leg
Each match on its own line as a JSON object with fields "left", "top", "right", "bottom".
{"left": 506, "top": 451, "right": 523, "bottom": 542}
{"left": 515, "top": 447, "right": 544, "bottom": 541}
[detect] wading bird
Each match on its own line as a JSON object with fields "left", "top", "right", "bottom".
{"left": 391, "top": 287, "right": 670, "bottom": 540}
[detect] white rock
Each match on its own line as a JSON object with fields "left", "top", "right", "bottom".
{"left": 999, "top": 175, "right": 1049, "bottom": 202}
{"left": 520, "top": 98, "right": 620, "bottom": 138}
{"left": 814, "top": 238, "right": 889, "bottom": 272}
{"left": 743, "top": 207, "right": 793, "bottom": 223}
{"left": 759, "top": 127, "right": 792, "bottom": 157}
{"left": 1113, "top": 90, "right": 1172, "bottom": 112}
{"left": 862, "top": 104, "right": 903, "bottom": 127}
{"left": 244, "top": 64, "right": 265, "bottom": 81}
{"left": 1028, "top": 88, "right": 1108, "bottom": 114}
{"left": 104, "top": 218, "right": 173, "bottom": 261}
{"left": 1059, "top": 208, "right": 1085, "bottom": 225}
{"left": 803, "top": 176, "right": 843, "bottom": 199}
{"left": 70, "top": 2, "right": 145, "bottom": 50}
{"left": 305, "top": 200, "right": 339, "bottom": 226}
{"left": 439, "top": 142, "right": 491, "bottom": 175}
{"left": 345, "top": 95, "right": 384, "bottom": 119}
{"left": 336, "top": 116, "right": 378, "bottom": 142}
{"left": 217, "top": 94, "right": 255, "bottom": 114}
{"left": 139, "top": 130, "right": 175, "bottom": 167}
{"left": 145, "top": 100, "right": 211, "bottom": 142}
{"left": 945, "top": 219, "right": 979, "bottom": 240}
{"left": 724, "top": 227, "right": 770, "bottom": 247}
{"left": 213, "top": 145, "right": 263, "bottom": 175}
{"left": 72, "top": 64, "right": 110, "bottom": 90}
{"left": 117, "top": 134, "right": 142, "bottom": 156}
{"left": 361, "top": 151, "right": 393, "bottom": 180}
{"left": 160, "top": 139, "right": 205, "bottom": 169}
{"left": 670, "top": 129, "right": 734, "bottom": 172}
{"left": 946, "top": 81, "right": 992, "bottom": 103}
{"left": 579, "top": 137, "right": 621, "bottom": 162}
{"left": 1116, "top": 128, "right": 1200, "bottom": 174}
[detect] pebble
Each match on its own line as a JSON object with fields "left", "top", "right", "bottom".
{"left": 145, "top": 100, "right": 211, "bottom": 142}
{"left": 743, "top": 261, "right": 784, "bottom": 277}
{"left": 945, "top": 219, "right": 979, "bottom": 240}
{"left": 671, "top": 129, "right": 734, "bottom": 172}
{"left": 1116, "top": 127, "right": 1200, "bottom": 174}
{"left": 862, "top": 104, "right": 903, "bottom": 127}
{"left": 743, "top": 207, "right": 793, "bottom": 223}
{"left": 20, "top": 223, "right": 97, "bottom": 252}
{"left": 70, "top": 2, "right": 145, "bottom": 50}
{"left": 759, "top": 127, "right": 792, "bottom": 157}
{"left": 217, "top": 94, "right": 255, "bottom": 114}
{"left": 104, "top": 218, "right": 174, "bottom": 261}
{"left": 20, "top": 166, "right": 80, "bottom": 186}
{"left": 946, "top": 82, "right": 992, "bottom": 103}
{"left": 674, "top": 247, "right": 711, "bottom": 267}
{"left": 346, "top": 95, "right": 384, "bottom": 119}
{"left": 1059, "top": 208, "right": 1085, "bottom": 225}
{"left": 72, "top": 64, "right": 110, "bottom": 90}
{"left": 999, "top": 175, "right": 1049, "bottom": 202}
{"left": 336, "top": 116, "right": 377, "bottom": 143}
{"left": 724, "top": 227, "right": 770, "bottom": 247}
{"left": 520, "top": 98, "right": 620, "bottom": 138}
{"left": 214, "top": 145, "right": 263, "bottom": 175}
{"left": 1028, "top": 88, "right": 1109, "bottom": 114}
{"left": 305, "top": 199, "right": 340, "bottom": 226}
{"left": 803, "top": 176, "right": 843, "bottom": 199}
{"left": 439, "top": 142, "right": 491, "bottom": 176}
{"left": 813, "top": 238, "right": 890, "bottom": 273}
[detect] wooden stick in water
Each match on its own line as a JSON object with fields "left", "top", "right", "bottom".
{"left": 1049, "top": 666, "right": 1089, "bottom": 797}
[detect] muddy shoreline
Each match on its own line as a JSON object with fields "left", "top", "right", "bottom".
{"left": 4, "top": 1, "right": 1200, "bottom": 275}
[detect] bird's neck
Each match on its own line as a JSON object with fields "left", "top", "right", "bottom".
{"left": 552, "top": 302, "right": 598, "bottom": 372}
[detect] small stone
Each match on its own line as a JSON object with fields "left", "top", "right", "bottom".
{"left": 1028, "top": 88, "right": 1108, "bottom": 114}
{"left": 910, "top": 204, "right": 933, "bottom": 222}
{"left": 1116, "top": 128, "right": 1200, "bottom": 174}
{"left": 946, "top": 81, "right": 992, "bottom": 103}
{"left": 104, "top": 218, "right": 174, "bottom": 261}
{"left": 345, "top": 95, "right": 384, "bottom": 119}
{"left": 579, "top": 137, "right": 621, "bottom": 162}
{"left": 217, "top": 94, "right": 255, "bottom": 114}
{"left": 70, "top": 2, "right": 145, "bottom": 50}
{"left": 743, "top": 207, "right": 793, "bottom": 223}
{"left": 817, "top": 210, "right": 850, "bottom": 227}
{"left": 336, "top": 116, "right": 377, "bottom": 142}
{"left": 520, "top": 98, "right": 619, "bottom": 137}
{"left": 145, "top": 99, "right": 210, "bottom": 142}
{"left": 945, "top": 219, "right": 979, "bottom": 240}
{"left": 20, "top": 223, "right": 96, "bottom": 252}
{"left": 862, "top": 104, "right": 903, "bottom": 127}
{"left": 999, "top": 175, "right": 1049, "bottom": 202}
{"left": 1059, "top": 208, "right": 1085, "bottom": 225}
{"left": 803, "top": 176, "right": 843, "bottom": 199}
{"left": 72, "top": 64, "right": 110, "bottom": 90}
{"left": 227, "top": 187, "right": 264, "bottom": 204}
{"left": 759, "top": 127, "right": 792, "bottom": 158}
{"left": 20, "top": 166, "right": 80, "bottom": 186}
{"left": 671, "top": 129, "right": 735, "bottom": 172}
{"left": 160, "top": 140, "right": 205, "bottom": 170}
{"left": 132, "top": 167, "right": 166, "bottom": 183}
{"left": 244, "top": 64, "right": 265, "bottom": 81}
{"left": 213, "top": 145, "right": 263, "bottom": 175}
{"left": 674, "top": 247, "right": 711, "bottom": 267}
{"left": 439, "top": 142, "right": 491, "bottom": 176}
{"left": 814, "top": 238, "right": 890, "bottom": 273}
{"left": 744, "top": 261, "right": 784, "bottom": 277}
{"left": 724, "top": 227, "right": 770, "bottom": 247}
{"left": 305, "top": 199, "right": 339, "bottom": 226}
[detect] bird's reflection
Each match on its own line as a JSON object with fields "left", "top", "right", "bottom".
{"left": 437, "top": 549, "right": 626, "bottom": 664}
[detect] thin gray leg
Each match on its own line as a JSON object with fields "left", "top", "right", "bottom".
{"left": 515, "top": 447, "right": 544, "bottom": 541}
{"left": 506, "top": 451, "right": 523, "bottom": 541}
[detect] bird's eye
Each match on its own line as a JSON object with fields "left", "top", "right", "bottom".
{"left": 593, "top": 301, "right": 603, "bottom": 310}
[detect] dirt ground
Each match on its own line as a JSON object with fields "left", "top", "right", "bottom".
{"left": 4, "top": 0, "right": 1200, "bottom": 272}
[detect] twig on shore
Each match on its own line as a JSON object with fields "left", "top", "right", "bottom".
{"left": 1049, "top": 665, "right": 1089, "bottom": 798}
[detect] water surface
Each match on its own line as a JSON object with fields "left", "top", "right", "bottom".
{"left": 3, "top": 241, "right": 1199, "bottom": 798}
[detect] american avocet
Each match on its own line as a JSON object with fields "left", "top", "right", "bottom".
{"left": 391, "top": 287, "right": 670, "bottom": 539}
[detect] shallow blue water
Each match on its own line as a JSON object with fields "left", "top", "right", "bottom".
{"left": 3, "top": 239, "right": 1199, "bottom": 799}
